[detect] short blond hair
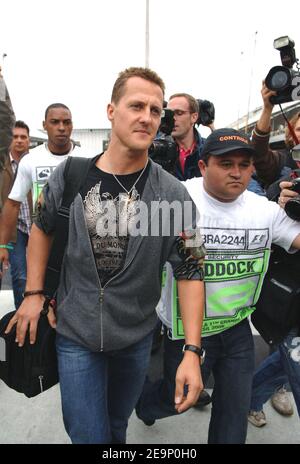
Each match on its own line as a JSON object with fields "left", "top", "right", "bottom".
{"left": 169, "top": 93, "right": 199, "bottom": 113}
{"left": 111, "top": 67, "right": 165, "bottom": 103}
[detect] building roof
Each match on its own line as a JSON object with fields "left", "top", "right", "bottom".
{"left": 228, "top": 100, "right": 300, "bottom": 130}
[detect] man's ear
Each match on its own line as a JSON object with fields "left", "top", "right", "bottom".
{"left": 191, "top": 112, "right": 199, "bottom": 125}
{"left": 107, "top": 103, "right": 115, "bottom": 122}
{"left": 42, "top": 120, "right": 46, "bottom": 130}
{"left": 198, "top": 159, "right": 206, "bottom": 176}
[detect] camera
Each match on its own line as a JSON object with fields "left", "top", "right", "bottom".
{"left": 265, "top": 36, "right": 300, "bottom": 104}
{"left": 149, "top": 108, "right": 178, "bottom": 174}
{"left": 291, "top": 143, "right": 300, "bottom": 162}
{"left": 196, "top": 99, "right": 215, "bottom": 126}
{"left": 158, "top": 107, "right": 174, "bottom": 136}
{"left": 284, "top": 177, "right": 300, "bottom": 220}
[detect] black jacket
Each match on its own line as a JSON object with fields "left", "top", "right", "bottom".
{"left": 174, "top": 129, "right": 205, "bottom": 181}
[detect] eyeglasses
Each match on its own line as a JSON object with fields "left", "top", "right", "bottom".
{"left": 173, "top": 109, "right": 191, "bottom": 117}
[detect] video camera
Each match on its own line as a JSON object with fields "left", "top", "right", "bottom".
{"left": 265, "top": 36, "right": 300, "bottom": 104}
{"left": 284, "top": 144, "right": 300, "bottom": 220}
{"left": 196, "top": 99, "right": 215, "bottom": 126}
{"left": 149, "top": 108, "right": 178, "bottom": 175}
{"left": 157, "top": 107, "right": 174, "bottom": 136}
{"left": 284, "top": 177, "right": 300, "bottom": 220}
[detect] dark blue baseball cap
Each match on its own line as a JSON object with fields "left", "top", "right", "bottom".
{"left": 201, "top": 128, "right": 255, "bottom": 158}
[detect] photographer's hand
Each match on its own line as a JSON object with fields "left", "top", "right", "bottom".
{"left": 261, "top": 81, "right": 276, "bottom": 112}
{"left": 278, "top": 180, "right": 297, "bottom": 208}
{"left": 257, "top": 81, "right": 277, "bottom": 133}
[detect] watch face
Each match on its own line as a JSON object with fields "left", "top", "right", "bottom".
{"left": 200, "top": 348, "right": 205, "bottom": 365}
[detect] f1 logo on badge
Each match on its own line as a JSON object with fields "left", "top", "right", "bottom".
{"left": 251, "top": 234, "right": 266, "bottom": 244}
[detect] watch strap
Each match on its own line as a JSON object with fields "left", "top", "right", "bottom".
{"left": 182, "top": 344, "right": 204, "bottom": 357}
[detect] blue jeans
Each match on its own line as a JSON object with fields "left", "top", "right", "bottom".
{"left": 137, "top": 318, "right": 255, "bottom": 444}
{"left": 136, "top": 329, "right": 185, "bottom": 421}
{"left": 9, "top": 229, "right": 28, "bottom": 309}
{"left": 201, "top": 318, "right": 255, "bottom": 444}
{"left": 56, "top": 331, "right": 154, "bottom": 444}
{"left": 250, "top": 328, "right": 300, "bottom": 415}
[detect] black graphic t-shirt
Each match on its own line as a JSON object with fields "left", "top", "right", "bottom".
{"left": 80, "top": 156, "right": 150, "bottom": 286}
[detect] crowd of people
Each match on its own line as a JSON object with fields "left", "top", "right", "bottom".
{"left": 0, "top": 64, "right": 300, "bottom": 444}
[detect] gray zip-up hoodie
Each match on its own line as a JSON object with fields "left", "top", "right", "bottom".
{"left": 36, "top": 158, "right": 200, "bottom": 352}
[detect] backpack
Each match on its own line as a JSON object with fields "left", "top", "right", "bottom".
{"left": 0, "top": 156, "right": 92, "bottom": 397}
{"left": 251, "top": 248, "right": 300, "bottom": 346}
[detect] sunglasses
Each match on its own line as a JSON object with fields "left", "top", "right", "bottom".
{"left": 173, "top": 109, "right": 191, "bottom": 117}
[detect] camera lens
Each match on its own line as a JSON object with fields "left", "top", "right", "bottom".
{"left": 284, "top": 198, "right": 300, "bottom": 221}
{"left": 271, "top": 71, "right": 288, "bottom": 89}
{"left": 265, "top": 66, "right": 291, "bottom": 91}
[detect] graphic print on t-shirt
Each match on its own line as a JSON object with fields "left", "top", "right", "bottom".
{"left": 33, "top": 165, "right": 57, "bottom": 205}
{"left": 84, "top": 181, "right": 141, "bottom": 286}
{"left": 172, "top": 226, "right": 271, "bottom": 338}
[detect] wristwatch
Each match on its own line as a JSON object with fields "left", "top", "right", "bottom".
{"left": 182, "top": 344, "right": 205, "bottom": 364}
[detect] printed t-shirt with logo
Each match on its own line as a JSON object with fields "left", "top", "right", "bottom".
{"left": 80, "top": 157, "right": 149, "bottom": 286}
{"left": 8, "top": 143, "right": 92, "bottom": 207}
{"left": 157, "top": 177, "right": 300, "bottom": 338}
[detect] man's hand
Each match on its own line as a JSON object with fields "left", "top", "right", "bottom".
{"left": 278, "top": 180, "right": 297, "bottom": 208}
{"left": 0, "top": 248, "right": 9, "bottom": 278}
{"left": 261, "top": 81, "right": 276, "bottom": 112}
{"left": 5, "top": 295, "right": 57, "bottom": 346}
{"left": 174, "top": 351, "right": 203, "bottom": 413}
{"left": 255, "top": 81, "right": 277, "bottom": 134}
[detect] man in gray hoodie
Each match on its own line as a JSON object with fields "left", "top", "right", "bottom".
{"left": 6, "top": 67, "right": 205, "bottom": 444}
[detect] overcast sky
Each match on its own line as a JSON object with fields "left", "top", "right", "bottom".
{"left": 1, "top": 0, "right": 300, "bottom": 132}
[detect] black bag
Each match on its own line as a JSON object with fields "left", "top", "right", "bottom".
{"left": 0, "top": 311, "right": 58, "bottom": 397}
{"left": 251, "top": 261, "right": 300, "bottom": 345}
{"left": 0, "top": 156, "right": 92, "bottom": 397}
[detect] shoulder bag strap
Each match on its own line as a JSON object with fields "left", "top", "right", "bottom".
{"left": 43, "top": 156, "right": 92, "bottom": 297}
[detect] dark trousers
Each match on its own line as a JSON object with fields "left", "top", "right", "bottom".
{"left": 202, "top": 319, "right": 255, "bottom": 444}
{"left": 137, "top": 318, "right": 255, "bottom": 444}
{"left": 137, "top": 331, "right": 185, "bottom": 421}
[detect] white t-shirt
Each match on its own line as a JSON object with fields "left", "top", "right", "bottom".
{"left": 9, "top": 143, "right": 93, "bottom": 205}
{"left": 158, "top": 177, "right": 300, "bottom": 338}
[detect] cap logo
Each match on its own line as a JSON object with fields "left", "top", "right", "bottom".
{"left": 219, "top": 135, "right": 248, "bottom": 144}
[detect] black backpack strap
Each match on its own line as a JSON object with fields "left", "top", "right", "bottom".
{"left": 44, "top": 156, "right": 92, "bottom": 297}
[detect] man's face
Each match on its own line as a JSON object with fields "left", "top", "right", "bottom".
{"left": 107, "top": 76, "right": 163, "bottom": 154}
{"left": 43, "top": 107, "right": 73, "bottom": 149}
{"left": 11, "top": 127, "right": 30, "bottom": 158}
{"left": 167, "top": 96, "right": 198, "bottom": 141}
{"left": 199, "top": 152, "right": 254, "bottom": 202}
